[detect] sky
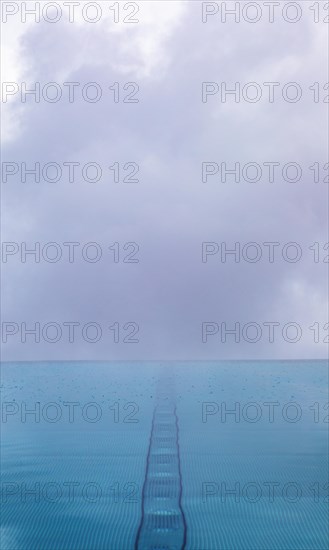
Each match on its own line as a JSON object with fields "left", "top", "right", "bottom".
{"left": 1, "top": 0, "right": 328, "bottom": 361}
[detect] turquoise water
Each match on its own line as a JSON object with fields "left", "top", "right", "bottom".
{"left": 1, "top": 361, "right": 328, "bottom": 549}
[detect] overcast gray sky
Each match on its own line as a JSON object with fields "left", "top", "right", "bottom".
{"left": 1, "top": 1, "right": 328, "bottom": 360}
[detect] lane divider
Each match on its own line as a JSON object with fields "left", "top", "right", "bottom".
{"left": 135, "top": 376, "right": 187, "bottom": 550}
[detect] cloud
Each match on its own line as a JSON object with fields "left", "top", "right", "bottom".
{"left": 1, "top": 1, "right": 328, "bottom": 360}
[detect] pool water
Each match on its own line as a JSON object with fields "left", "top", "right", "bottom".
{"left": 1, "top": 360, "right": 328, "bottom": 549}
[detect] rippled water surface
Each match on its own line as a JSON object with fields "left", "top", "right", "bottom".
{"left": 1, "top": 361, "right": 328, "bottom": 549}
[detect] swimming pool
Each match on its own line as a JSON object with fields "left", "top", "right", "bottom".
{"left": 1, "top": 360, "right": 328, "bottom": 549}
